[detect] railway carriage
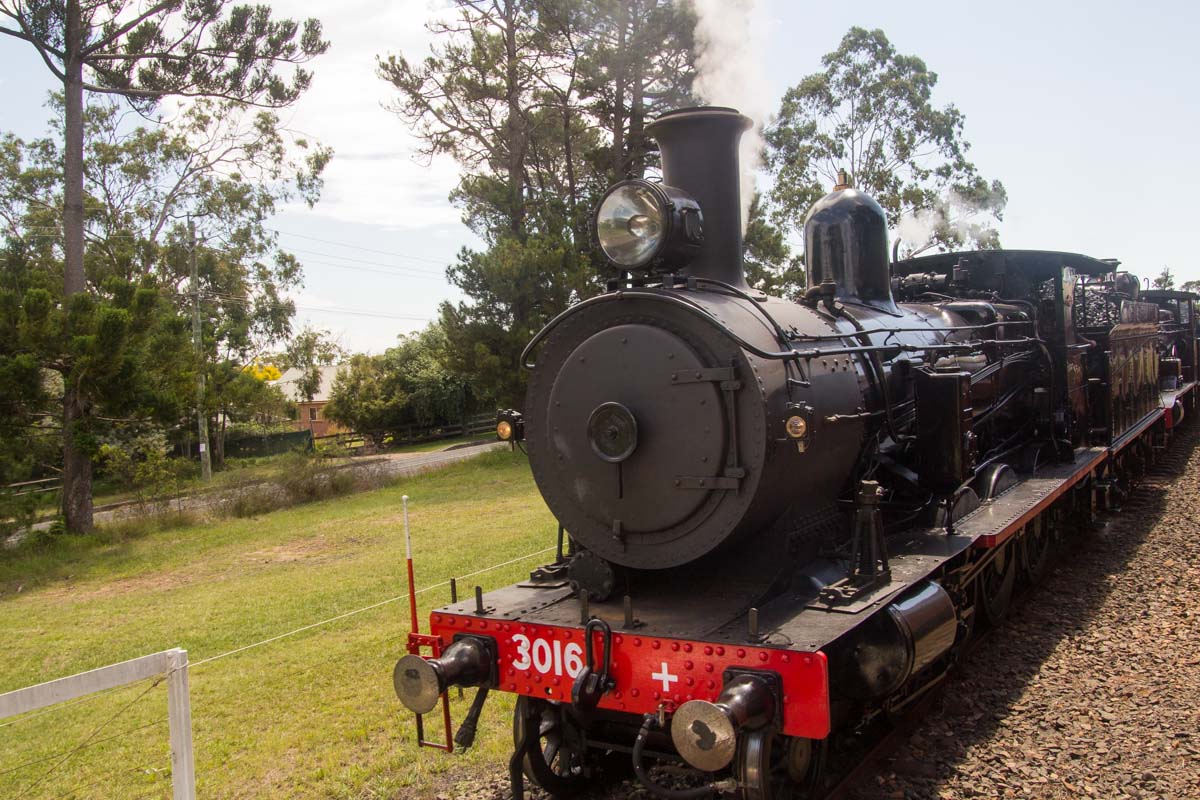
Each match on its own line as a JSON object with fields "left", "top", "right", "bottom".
{"left": 392, "top": 106, "right": 1198, "bottom": 799}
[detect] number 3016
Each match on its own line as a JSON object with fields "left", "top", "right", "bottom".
{"left": 511, "top": 634, "right": 584, "bottom": 678}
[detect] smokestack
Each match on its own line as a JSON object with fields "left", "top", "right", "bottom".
{"left": 646, "top": 106, "right": 752, "bottom": 289}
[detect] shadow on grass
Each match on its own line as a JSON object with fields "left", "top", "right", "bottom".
{"left": 0, "top": 448, "right": 529, "bottom": 599}
{"left": 0, "top": 512, "right": 196, "bottom": 596}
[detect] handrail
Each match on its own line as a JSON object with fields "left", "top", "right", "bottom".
{"left": 521, "top": 289, "right": 1048, "bottom": 369}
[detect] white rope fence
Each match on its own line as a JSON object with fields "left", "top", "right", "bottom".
{"left": 188, "top": 544, "right": 556, "bottom": 670}
{"left": 1, "top": 502, "right": 558, "bottom": 797}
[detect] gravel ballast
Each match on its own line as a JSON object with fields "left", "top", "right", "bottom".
{"left": 431, "top": 427, "right": 1200, "bottom": 800}
{"left": 853, "top": 425, "right": 1200, "bottom": 800}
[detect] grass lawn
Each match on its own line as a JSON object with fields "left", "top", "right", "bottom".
{"left": 0, "top": 449, "right": 554, "bottom": 799}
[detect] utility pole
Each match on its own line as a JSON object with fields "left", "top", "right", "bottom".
{"left": 189, "top": 217, "right": 212, "bottom": 481}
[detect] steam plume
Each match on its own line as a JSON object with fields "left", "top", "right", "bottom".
{"left": 895, "top": 206, "right": 945, "bottom": 256}
{"left": 895, "top": 188, "right": 1004, "bottom": 256}
{"left": 685, "top": 0, "right": 770, "bottom": 232}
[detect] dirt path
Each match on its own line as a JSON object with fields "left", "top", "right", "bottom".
{"left": 8, "top": 441, "right": 506, "bottom": 541}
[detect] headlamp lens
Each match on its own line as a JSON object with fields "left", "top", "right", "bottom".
{"left": 597, "top": 183, "right": 666, "bottom": 267}
{"left": 627, "top": 214, "right": 660, "bottom": 240}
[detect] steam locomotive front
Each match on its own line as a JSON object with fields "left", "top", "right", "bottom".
{"left": 522, "top": 107, "right": 875, "bottom": 574}
{"left": 396, "top": 106, "right": 1041, "bottom": 798}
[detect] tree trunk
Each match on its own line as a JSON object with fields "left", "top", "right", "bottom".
{"left": 629, "top": 8, "right": 647, "bottom": 180}
{"left": 610, "top": 0, "right": 629, "bottom": 180}
{"left": 62, "top": 383, "right": 93, "bottom": 533}
{"left": 562, "top": 101, "right": 587, "bottom": 259}
{"left": 503, "top": 0, "right": 526, "bottom": 238}
{"left": 61, "top": 0, "right": 94, "bottom": 534}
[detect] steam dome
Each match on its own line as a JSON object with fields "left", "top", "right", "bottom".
{"left": 804, "top": 186, "right": 898, "bottom": 313}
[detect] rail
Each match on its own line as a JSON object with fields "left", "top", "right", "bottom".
{"left": 2, "top": 477, "right": 61, "bottom": 496}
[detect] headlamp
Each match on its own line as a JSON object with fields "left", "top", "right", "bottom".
{"left": 496, "top": 409, "right": 524, "bottom": 443}
{"left": 595, "top": 179, "right": 703, "bottom": 270}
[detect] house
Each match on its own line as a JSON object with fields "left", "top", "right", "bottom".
{"left": 273, "top": 365, "right": 348, "bottom": 438}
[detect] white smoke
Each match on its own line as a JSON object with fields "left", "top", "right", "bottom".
{"left": 894, "top": 188, "right": 999, "bottom": 256}
{"left": 685, "top": 0, "right": 771, "bottom": 233}
{"left": 894, "top": 206, "right": 943, "bottom": 256}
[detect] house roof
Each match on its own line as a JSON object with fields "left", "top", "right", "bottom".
{"left": 273, "top": 364, "right": 346, "bottom": 403}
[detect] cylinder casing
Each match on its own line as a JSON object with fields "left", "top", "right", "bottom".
{"left": 828, "top": 580, "right": 959, "bottom": 699}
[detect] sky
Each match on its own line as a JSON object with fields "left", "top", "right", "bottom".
{"left": 0, "top": 0, "right": 1197, "bottom": 354}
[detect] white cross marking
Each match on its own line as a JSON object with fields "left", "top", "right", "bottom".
{"left": 651, "top": 662, "right": 678, "bottom": 692}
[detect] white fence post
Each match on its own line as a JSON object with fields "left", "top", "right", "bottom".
{"left": 0, "top": 647, "right": 196, "bottom": 799}
{"left": 165, "top": 648, "right": 196, "bottom": 800}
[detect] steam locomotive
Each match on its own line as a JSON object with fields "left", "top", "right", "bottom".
{"left": 393, "top": 106, "right": 1198, "bottom": 799}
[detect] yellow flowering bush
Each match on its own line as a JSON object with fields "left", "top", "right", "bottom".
{"left": 244, "top": 362, "right": 282, "bottom": 382}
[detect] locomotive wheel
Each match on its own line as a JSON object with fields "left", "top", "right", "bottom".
{"left": 512, "top": 696, "right": 587, "bottom": 798}
{"left": 1017, "top": 442, "right": 1048, "bottom": 474}
{"left": 736, "top": 730, "right": 824, "bottom": 800}
{"left": 979, "top": 543, "right": 1017, "bottom": 626}
{"left": 1019, "top": 518, "right": 1053, "bottom": 584}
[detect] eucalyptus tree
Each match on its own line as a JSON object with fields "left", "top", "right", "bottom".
{"left": 284, "top": 326, "right": 343, "bottom": 406}
{"left": 326, "top": 324, "right": 471, "bottom": 447}
{"left": 0, "top": 0, "right": 327, "bottom": 531}
{"left": 766, "top": 27, "right": 1006, "bottom": 253}
{"left": 742, "top": 192, "right": 803, "bottom": 300}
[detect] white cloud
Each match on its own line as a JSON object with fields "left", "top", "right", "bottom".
{"left": 269, "top": 0, "right": 466, "bottom": 228}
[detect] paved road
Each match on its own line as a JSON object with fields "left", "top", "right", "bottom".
{"left": 8, "top": 441, "right": 507, "bottom": 541}
{"left": 376, "top": 441, "right": 508, "bottom": 480}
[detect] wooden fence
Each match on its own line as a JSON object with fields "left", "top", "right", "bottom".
{"left": 0, "top": 648, "right": 195, "bottom": 800}
{"left": 313, "top": 412, "right": 496, "bottom": 455}
{"left": 2, "top": 476, "right": 62, "bottom": 496}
